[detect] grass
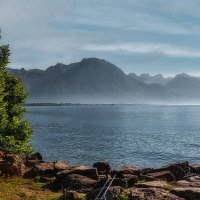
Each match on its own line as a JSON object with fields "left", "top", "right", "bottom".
{"left": 164, "top": 183, "right": 174, "bottom": 191}
{"left": 137, "top": 179, "right": 148, "bottom": 184}
{"left": 119, "top": 191, "right": 129, "bottom": 200}
{"left": 35, "top": 175, "right": 42, "bottom": 182}
{"left": 78, "top": 194, "right": 87, "bottom": 200}
{"left": 0, "top": 176, "right": 62, "bottom": 200}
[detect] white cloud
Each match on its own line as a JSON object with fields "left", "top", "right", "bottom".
{"left": 82, "top": 43, "right": 200, "bottom": 58}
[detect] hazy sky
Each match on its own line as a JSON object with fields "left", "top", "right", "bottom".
{"left": 1, "top": 0, "right": 200, "bottom": 76}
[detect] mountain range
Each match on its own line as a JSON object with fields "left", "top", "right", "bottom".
{"left": 128, "top": 73, "right": 172, "bottom": 85}
{"left": 6, "top": 58, "right": 200, "bottom": 104}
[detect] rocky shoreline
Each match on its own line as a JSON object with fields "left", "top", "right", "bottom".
{"left": 1, "top": 151, "right": 200, "bottom": 200}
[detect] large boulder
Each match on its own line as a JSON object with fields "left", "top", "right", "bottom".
{"left": 112, "top": 166, "right": 142, "bottom": 178}
{"left": 170, "top": 175, "right": 200, "bottom": 200}
{"left": 144, "top": 161, "right": 188, "bottom": 181}
{"left": 33, "top": 162, "right": 55, "bottom": 175}
{"left": 60, "top": 174, "right": 97, "bottom": 193}
{"left": 171, "top": 187, "right": 200, "bottom": 200}
{"left": 93, "top": 162, "right": 111, "bottom": 174}
{"left": 27, "top": 152, "right": 42, "bottom": 161}
{"left": 0, "top": 153, "right": 26, "bottom": 176}
{"left": 119, "top": 166, "right": 141, "bottom": 175}
{"left": 165, "top": 162, "right": 188, "bottom": 180}
{"left": 25, "top": 152, "right": 42, "bottom": 167}
{"left": 24, "top": 162, "right": 55, "bottom": 178}
{"left": 57, "top": 165, "right": 98, "bottom": 180}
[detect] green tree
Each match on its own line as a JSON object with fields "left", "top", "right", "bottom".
{"left": 0, "top": 34, "right": 33, "bottom": 154}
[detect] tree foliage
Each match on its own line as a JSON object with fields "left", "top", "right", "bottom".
{"left": 0, "top": 33, "right": 33, "bottom": 154}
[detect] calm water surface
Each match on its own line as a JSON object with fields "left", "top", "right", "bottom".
{"left": 26, "top": 105, "right": 200, "bottom": 168}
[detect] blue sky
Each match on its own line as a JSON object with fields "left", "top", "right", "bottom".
{"left": 1, "top": 0, "right": 200, "bottom": 76}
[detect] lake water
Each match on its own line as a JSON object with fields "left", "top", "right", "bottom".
{"left": 26, "top": 105, "right": 200, "bottom": 168}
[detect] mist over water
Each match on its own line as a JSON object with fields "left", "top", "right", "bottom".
{"left": 26, "top": 105, "right": 200, "bottom": 168}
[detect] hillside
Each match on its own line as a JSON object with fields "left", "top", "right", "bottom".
{"left": 8, "top": 58, "right": 165, "bottom": 103}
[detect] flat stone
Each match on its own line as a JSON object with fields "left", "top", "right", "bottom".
{"left": 173, "top": 175, "right": 200, "bottom": 188}
{"left": 112, "top": 166, "right": 142, "bottom": 178}
{"left": 57, "top": 165, "right": 98, "bottom": 180}
{"left": 144, "top": 171, "right": 176, "bottom": 182}
{"left": 54, "top": 161, "right": 71, "bottom": 171}
{"left": 34, "top": 162, "right": 54, "bottom": 173}
{"left": 128, "top": 187, "right": 184, "bottom": 200}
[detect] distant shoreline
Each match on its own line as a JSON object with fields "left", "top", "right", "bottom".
{"left": 25, "top": 103, "right": 116, "bottom": 106}
{"left": 24, "top": 103, "right": 200, "bottom": 106}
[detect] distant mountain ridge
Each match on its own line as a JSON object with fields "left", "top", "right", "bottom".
{"left": 128, "top": 73, "right": 172, "bottom": 85}
{"left": 6, "top": 58, "right": 200, "bottom": 104}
